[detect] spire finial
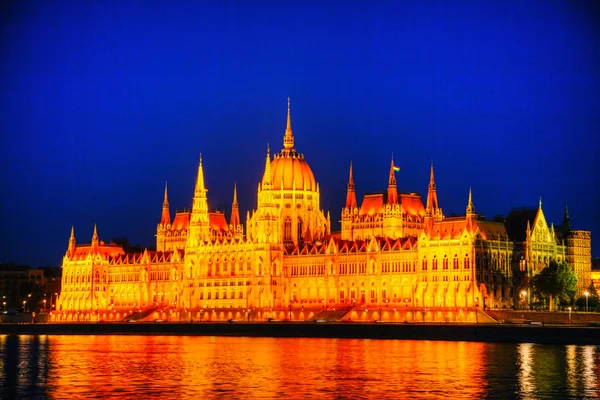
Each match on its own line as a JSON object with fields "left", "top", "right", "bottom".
{"left": 388, "top": 154, "right": 397, "bottom": 186}
{"left": 466, "top": 187, "right": 475, "bottom": 214}
{"left": 160, "top": 181, "right": 171, "bottom": 225}
{"left": 199, "top": 153, "right": 202, "bottom": 164}
{"left": 349, "top": 161, "right": 354, "bottom": 184}
{"left": 539, "top": 196, "right": 542, "bottom": 208}
{"left": 230, "top": 182, "right": 240, "bottom": 226}
{"left": 283, "top": 97, "right": 294, "bottom": 150}
{"left": 70, "top": 225, "right": 75, "bottom": 239}
{"left": 262, "top": 144, "right": 273, "bottom": 186}
{"left": 92, "top": 223, "right": 99, "bottom": 246}
{"left": 429, "top": 159, "right": 435, "bottom": 185}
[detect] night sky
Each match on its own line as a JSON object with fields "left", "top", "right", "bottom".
{"left": 1, "top": 1, "right": 599, "bottom": 268}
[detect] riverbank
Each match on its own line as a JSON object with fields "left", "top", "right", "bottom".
{"left": 1, "top": 322, "right": 599, "bottom": 345}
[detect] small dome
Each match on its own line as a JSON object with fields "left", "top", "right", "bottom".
{"left": 271, "top": 150, "right": 316, "bottom": 191}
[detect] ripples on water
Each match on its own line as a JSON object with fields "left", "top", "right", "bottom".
{"left": 0, "top": 335, "right": 598, "bottom": 399}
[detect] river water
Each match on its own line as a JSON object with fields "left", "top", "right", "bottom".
{"left": 0, "top": 335, "right": 598, "bottom": 399}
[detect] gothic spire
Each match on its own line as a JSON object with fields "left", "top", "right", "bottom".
{"left": 194, "top": 154, "right": 206, "bottom": 196}
{"left": 189, "top": 154, "right": 210, "bottom": 243}
{"left": 466, "top": 187, "right": 475, "bottom": 215}
{"left": 67, "top": 225, "right": 76, "bottom": 256}
{"left": 160, "top": 181, "right": 171, "bottom": 225}
{"left": 91, "top": 224, "right": 99, "bottom": 248}
{"left": 387, "top": 154, "right": 398, "bottom": 204}
{"left": 426, "top": 160, "right": 439, "bottom": 212}
{"left": 230, "top": 182, "right": 240, "bottom": 226}
{"left": 283, "top": 97, "right": 294, "bottom": 150}
{"left": 345, "top": 161, "right": 357, "bottom": 208}
{"left": 262, "top": 144, "right": 273, "bottom": 187}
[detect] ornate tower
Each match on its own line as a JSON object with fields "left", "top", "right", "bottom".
{"left": 91, "top": 224, "right": 99, "bottom": 252}
{"left": 67, "top": 225, "right": 76, "bottom": 257}
{"left": 387, "top": 155, "right": 398, "bottom": 205}
{"left": 465, "top": 188, "right": 476, "bottom": 232}
{"left": 156, "top": 182, "right": 171, "bottom": 252}
{"left": 341, "top": 161, "right": 357, "bottom": 240}
{"left": 187, "top": 154, "right": 210, "bottom": 246}
{"left": 424, "top": 161, "right": 443, "bottom": 233}
{"left": 248, "top": 98, "right": 329, "bottom": 246}
{"left": 230, "top": 183, "right": 243, "bottom": 239}
{"left": 383, "top": 155, "right": 402, "bottom": 238}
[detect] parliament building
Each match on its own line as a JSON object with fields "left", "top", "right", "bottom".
{"left": 54, "top": 100, "right": 592, "bottom": 322}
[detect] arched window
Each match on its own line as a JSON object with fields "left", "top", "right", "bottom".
{"left": 433, "top": 256, "right": 438, "bottom": 270}
{"left": 443, "top": 255, "right": 448, "bottom": 270}
{"left": 284, "top": 217, "right": 292, "bottom": 243}
{"left": 422, "top": 257, "right": 427, "bottom": 271}
{"left": 297, "top": 217, "right": 304, "bottom": 244}
{"left": 464, "top": 254, "right": 470, "bottom": 269}
{"left": 453, "top": 254, "right": 459, "bottom": 269}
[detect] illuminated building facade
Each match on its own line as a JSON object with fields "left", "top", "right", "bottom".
{"left": 55, "top": 100, "right": 591, "bottom": 322}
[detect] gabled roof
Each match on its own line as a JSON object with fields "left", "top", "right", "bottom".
{"left": 506, "top": 207, "right": 538, "bottom": 241}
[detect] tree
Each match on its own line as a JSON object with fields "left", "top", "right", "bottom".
{"left": 531, "top": 260, "right": 577, "bottom": 311}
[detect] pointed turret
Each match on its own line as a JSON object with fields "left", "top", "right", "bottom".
{"left": 67, "top": 225, "right": 76, "bottom": 256}
{"left": 466, "top": 187, "right": 476, "bottom": 215}
{"left": 387, "top": 154, "right": 398, "bottom": 204}
{"left": 230, "top": 183, "right": 241, "bottom": 226}
{"left": 262, "top": 144, "right": 273, "bottom": 188}
{"left": 194, "top": 154, "right": 206, "bottom": 196}
{"left": 426, "top": 161, "right": 439, "bottom": 212}
{"left": 90, "top": 224, "right": 99, "bottom": 252}
{"left": 160, "top": 181, "right": 171, "bottom": 225}
{"left": 345, "top": 161, "right": 357, "bottom": 208}
{"left": 465, "top": 188, "right": 477, "bottom": 232}
{"left": 189, "top": 154, "right": 210, "bottom": 243}
{"left": 283, "top": 97, "right": 294, "bottom": 150}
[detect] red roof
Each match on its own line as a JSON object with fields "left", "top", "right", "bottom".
{"left": 209, "top": 212, "right": 229, "bottom": 231}
{"left": 171, "top": 211, "right": 190, "bottom": 231}
{"left": 400, "top": 193, "right": 425, "bottom": 216}
{"left": 359, "top": 194, "right": 384, "bottom": 216}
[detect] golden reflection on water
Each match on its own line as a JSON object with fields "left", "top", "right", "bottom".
{"left": 0, "top": 335, "right": 598, "bottom": 399}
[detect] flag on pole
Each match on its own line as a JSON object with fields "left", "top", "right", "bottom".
{"left": 393, "top": 166, "right": 400, "bottom": 172}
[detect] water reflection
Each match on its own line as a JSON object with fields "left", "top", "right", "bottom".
{"left": 0, "top": 335, "right": 598, "bottom": 399}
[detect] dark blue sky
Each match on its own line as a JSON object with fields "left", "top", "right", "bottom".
{"left": 1, "top": 1, "right": 599, "bottom": 267}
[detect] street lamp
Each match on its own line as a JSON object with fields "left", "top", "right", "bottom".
{"left": 584, "top": 291, "right": 589, "bottom": 313}
{"left": 521, "top": 291, "right": 527, "bottom": 310}
{"left": 23, "top": 300, "right": 26, "bottom": 313}
{"left": 43, "top": 299, "right": 46, "bottom": 312}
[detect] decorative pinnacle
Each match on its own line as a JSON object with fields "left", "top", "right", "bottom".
{"left": 199, "top": 153, "right": 203, "bottom": 164}
{"left": 284, "top": 97, "right": 294, "bottom": 150}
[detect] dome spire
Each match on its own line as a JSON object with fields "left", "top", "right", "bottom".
{"left": 283, "top": 97, "right": 294, "bottom": 150}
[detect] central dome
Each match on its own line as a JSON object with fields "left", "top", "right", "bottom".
{"left": 271, "top": 149, "right": 316, "bottom": 191}
{"left": 266, "top": 97, "right": 317, "bottom": 192}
